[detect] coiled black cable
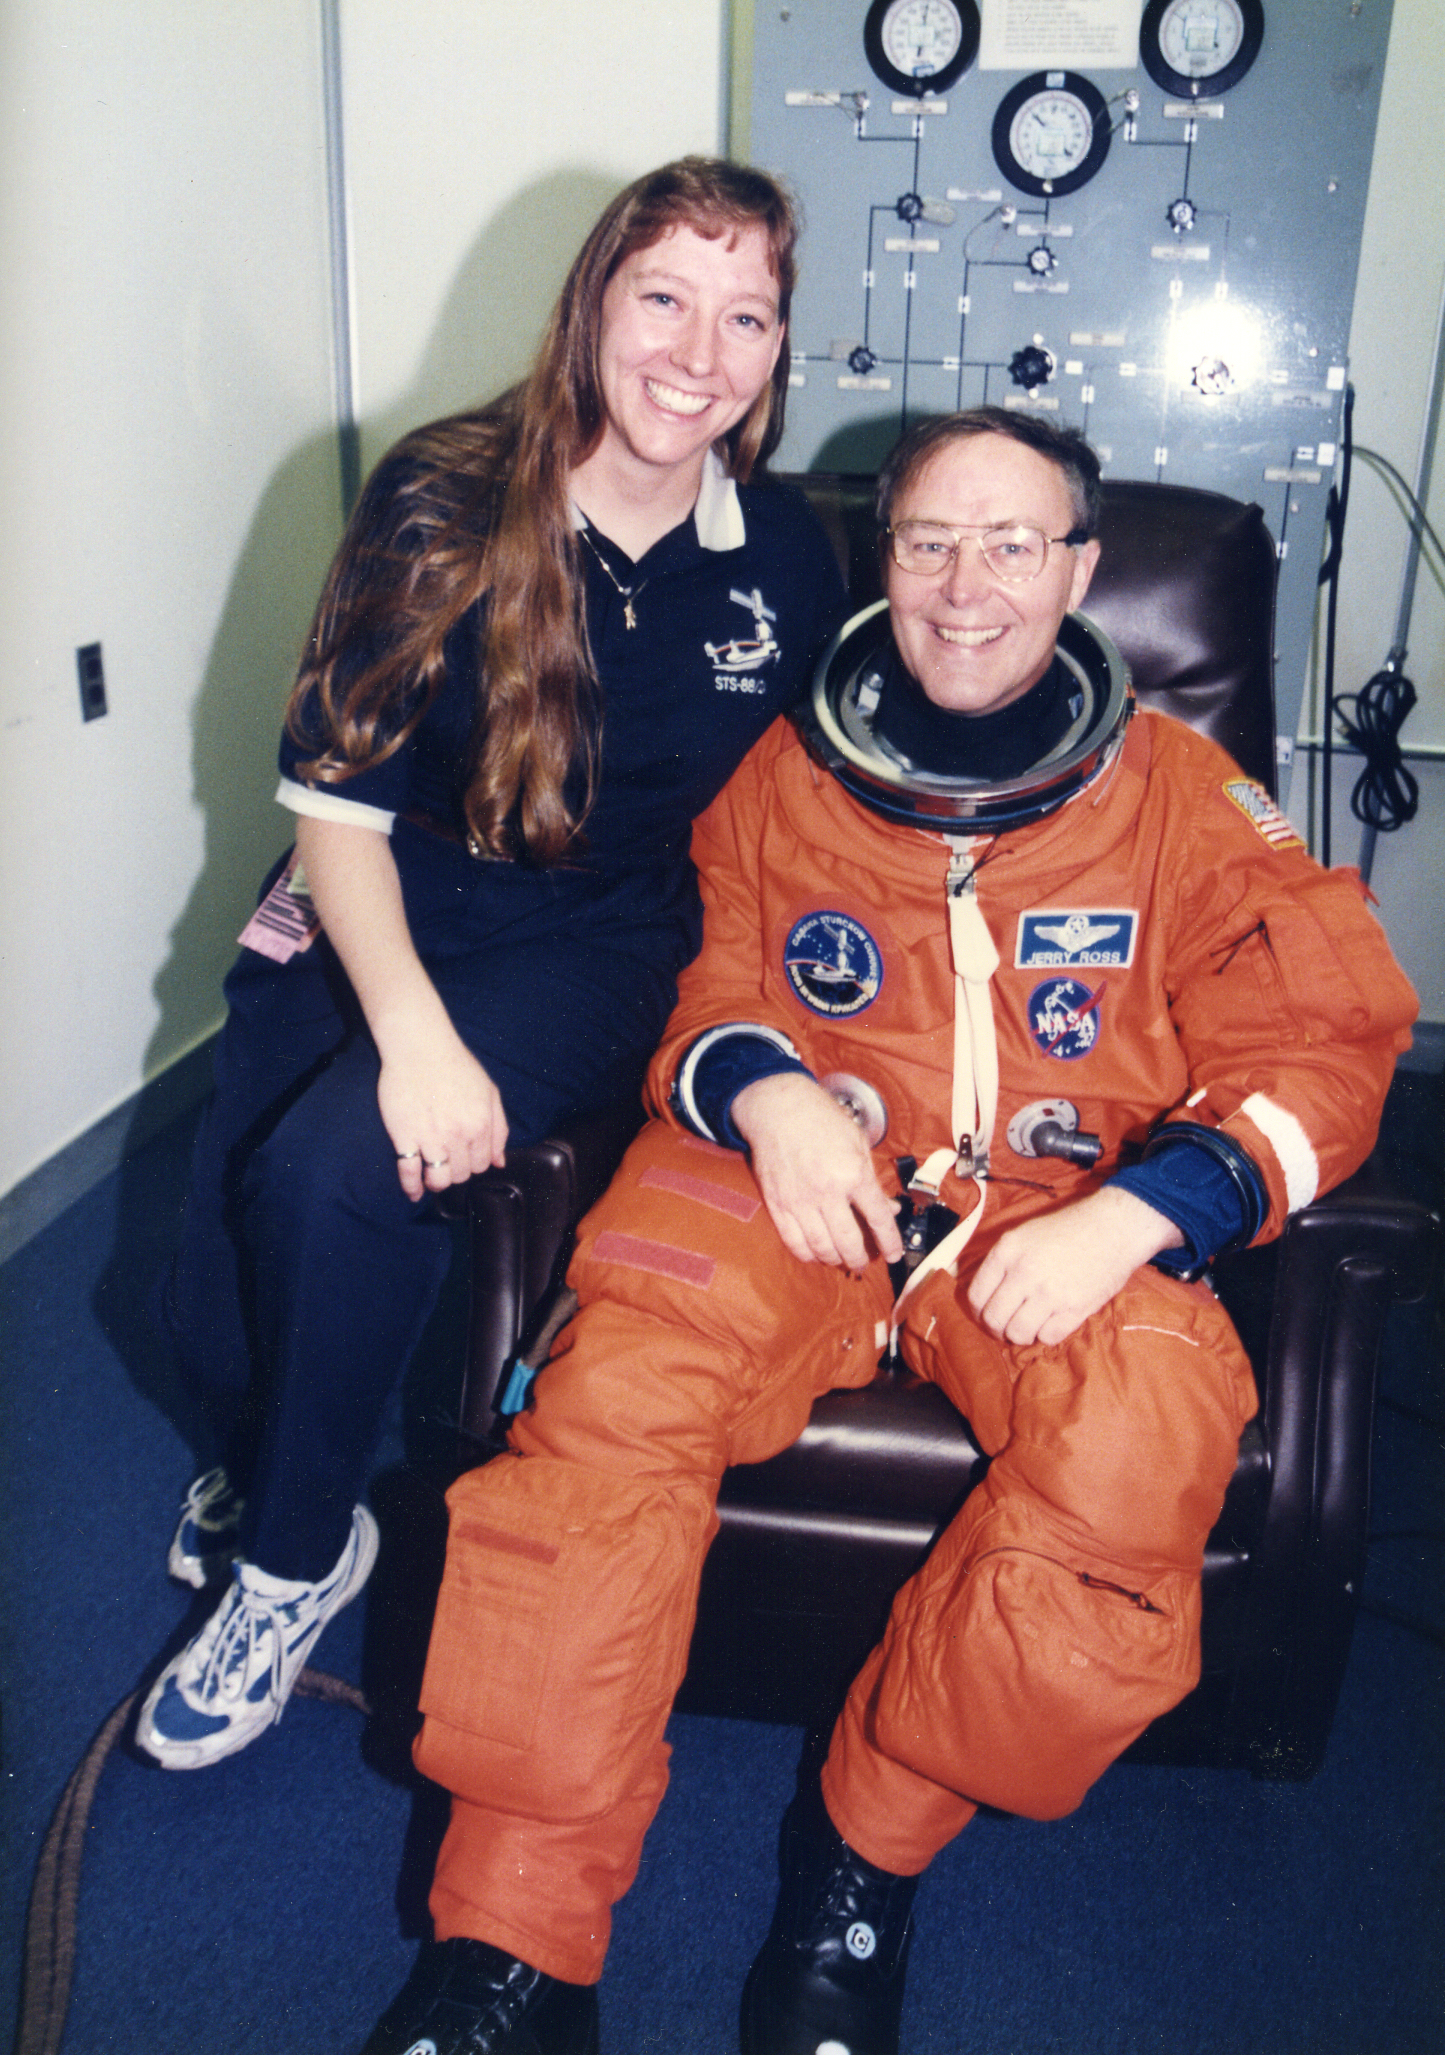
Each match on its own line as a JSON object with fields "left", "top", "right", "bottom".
{"left": 1333, "top": 665, "right": 1420, "bottom": 832}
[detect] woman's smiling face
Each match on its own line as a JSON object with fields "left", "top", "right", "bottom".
{"left": 592, "top": 221, "right": 784, "bottom": 488}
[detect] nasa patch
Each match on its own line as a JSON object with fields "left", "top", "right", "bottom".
{"left": 1016, "top": 908, "right": 1138, "bottom": 969}
{"left": 1222, "top": 779, "right": 1305, "bottom": 851}
{"left": 783, "top": 911, "right": 884, "bottom": 1017}
{"left": 1027, "top": 976, "right": 1105, "bottom": 1061}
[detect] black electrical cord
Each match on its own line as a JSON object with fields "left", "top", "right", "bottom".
{"left": 15, "top": 1670, "right": 368, "bottom": 2055}
{"left": 1333, "top": 665, "right": 1420, "bottom": 832}
{"left": 1316, "top": 391, "right": 1438, "bottom": 860}
{"left": 1316, "top": 383, "right": 1354, "bottom": 867}
{"left": 1355, "top": 443, "right": 1445, "bottom": 572}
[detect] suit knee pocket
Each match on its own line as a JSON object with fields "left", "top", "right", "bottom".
{"left": 420, "top": 1482, "right": 705, "bottom": 1815}
{"left": 977, "top": 1547, "right": 1193, "bottom": 1710}
{"left": 421, "top": 1512, "right": 563, "bottom": 1756}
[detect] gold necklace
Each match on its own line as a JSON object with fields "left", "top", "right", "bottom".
{"left": 580, "top": 526, "right": 646, "bottom": 630}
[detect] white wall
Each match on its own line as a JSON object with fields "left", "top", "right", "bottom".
{"left": 0, "top": 0, "right": 725, "bottom": 1206}
{"left": 339, "top": 0, "right": 726, "bottom": 471}
{"left": 1294, "top": 0, "right": 1445, "bottom": 1030}
{"left": 0, "top": 0, "right": 342, "bottom": 1199}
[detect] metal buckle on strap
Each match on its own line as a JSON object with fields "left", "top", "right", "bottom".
{"left": 905, "top": 1146, "right": 956, "bottom": 1199}
{"left": 945, "top": 844, "right": 977, "bottom": 900}
{"left": 955, "top": 1136, "right": 988, "bottom": 1178}
{"left": 888, "top": 1192, "right": 963, "bottom": 1297}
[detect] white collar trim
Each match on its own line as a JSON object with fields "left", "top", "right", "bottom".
{"left": 568, "top": 449, "right": 745, "bottom": 552}
{"left": 694, "top": 449, "right": 746, "bottom": 550}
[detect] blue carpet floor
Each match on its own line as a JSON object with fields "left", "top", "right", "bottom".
{"left": 2, "top": 1076, "right": 1441, "bottom": 2054}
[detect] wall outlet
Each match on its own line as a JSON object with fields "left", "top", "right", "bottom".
{"left": 77, "top": 643, "right": 107, "bottom": 721}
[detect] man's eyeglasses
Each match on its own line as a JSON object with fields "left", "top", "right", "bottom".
{"left": 886, "top": 520, "right": 1089, "bottom": 584}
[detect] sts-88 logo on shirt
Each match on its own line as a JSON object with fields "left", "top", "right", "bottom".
{"left": 706, "top": 586, "right": 780, "bottom": 693}
{"left": 783, "top": 911, "right": 884, "bottom": 1017}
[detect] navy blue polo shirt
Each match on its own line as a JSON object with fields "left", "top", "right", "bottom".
{"left": 278, "top": 455, "right": 845, "bottom": 908}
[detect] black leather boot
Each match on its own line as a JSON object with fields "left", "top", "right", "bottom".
{"left": 740, "top": 1787, "right": 920, "bottom": 2055}
{"left": 359, "top": 1937, "right": 600, "bottom": 2055}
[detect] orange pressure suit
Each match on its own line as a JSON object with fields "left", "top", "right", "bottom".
{"left": 414, "top": 705, "right": 1417, "bottom": 1987}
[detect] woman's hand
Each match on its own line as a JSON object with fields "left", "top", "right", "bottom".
{"left": 730, "top": 1072, "right": 902, "bottom": 1271}
{"left": 293, "top": 814, "right": 510, "bottom": 1200}
{"left": 375, "top": 1020, "right": 509, "bottom": 1202}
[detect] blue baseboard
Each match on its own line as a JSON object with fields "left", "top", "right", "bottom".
{"left": 0, "top": 1036, "right": 218, "bottom": 1266}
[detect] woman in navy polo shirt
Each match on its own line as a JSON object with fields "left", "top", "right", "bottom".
{"left": 137, "top": 157, "right": 845, "bottom": 1770}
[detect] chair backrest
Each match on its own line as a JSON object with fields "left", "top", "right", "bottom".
{"left": 787, "top": 473, "right": 1280, "bottom": 793}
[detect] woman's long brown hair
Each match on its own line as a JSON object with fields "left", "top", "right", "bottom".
{"left": 285, "top": 157, "right": 799, "bottom": 863}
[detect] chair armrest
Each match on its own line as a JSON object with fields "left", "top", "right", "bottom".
{"left": 1211, "top": 1157, "right": 1441, "bottom": 1775}
{"left": 454, "top": 1101, "right": 644, "bottom": 1444}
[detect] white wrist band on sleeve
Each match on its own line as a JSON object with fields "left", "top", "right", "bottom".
{"left": 672, "top": 1022, "right": 804, "bottom": 1143}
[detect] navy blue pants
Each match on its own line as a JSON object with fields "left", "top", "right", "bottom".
{"left": 164, "top": 830, "right": 691, "bottom": 1583}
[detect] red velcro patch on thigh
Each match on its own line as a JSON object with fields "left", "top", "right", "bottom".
{"left": 639, "top": 1166, "right": 761, "bottom": 1222}
{"left": 451, "top": 1517, "right": 560, "bottom": 1566}
{"left": 591, "top": 1230, "right": 716, "bottom": 1289}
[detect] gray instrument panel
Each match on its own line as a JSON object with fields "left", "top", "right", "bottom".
{"left": 746, "top": 0, "right": 1394, "bottom": 744}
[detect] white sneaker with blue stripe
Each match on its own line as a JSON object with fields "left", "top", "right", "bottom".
{"left": 137, "top": 1504, "right": 378, "bottom": 1769}
{"left": 167, "top": 1466, "right": 245, "bottom": 1589}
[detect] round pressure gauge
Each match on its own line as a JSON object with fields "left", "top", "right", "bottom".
{"left": 1141, "top": 0, "right": 1264, "bottom": 97}
{"left": 863, "top": 0, "right": 980, "bottom": 98}
{"left": 991, "top": 73, "right": 1112, "bottom": 198}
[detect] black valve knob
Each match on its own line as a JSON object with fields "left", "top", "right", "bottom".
{"left": 1008, "top": 344, "right": 1054, "bottom": 390}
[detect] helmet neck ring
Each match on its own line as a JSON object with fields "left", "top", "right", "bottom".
{"left": 803, "top": 599, "right": 1131, "bottom": 833}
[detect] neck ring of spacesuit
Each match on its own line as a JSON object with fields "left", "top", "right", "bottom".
{"left": 804, "top": 598, "right": 1132, "bottom": 832}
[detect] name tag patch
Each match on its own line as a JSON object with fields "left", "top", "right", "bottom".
{"left": 1016, "top": 909, "right": 1137, "bottom": 969}
{"left": 237, "top": 853, "right": 320, "bottom": 963}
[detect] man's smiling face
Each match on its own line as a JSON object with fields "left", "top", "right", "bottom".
{"left": 884, "top": 432, "right": 1100, "bottom": 715}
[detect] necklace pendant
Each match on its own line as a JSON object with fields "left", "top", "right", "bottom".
{"left": 623, "top": 597, "right": 638, "bottom": 630}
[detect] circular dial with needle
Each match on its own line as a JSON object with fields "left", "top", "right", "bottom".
{"left": 863, "top": 0, "right": 980, "bottom": 97}
{"left": 991, "top": 73, "right": 1112, "bottom": 198}
{"left": 1141, "top": 0, "right": 1264, "bottom": 97}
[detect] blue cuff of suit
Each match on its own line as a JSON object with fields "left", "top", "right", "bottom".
{"left": 671, "top": 1025, "right": 812, "bottom": 1148}
{"left": 1108, "top": 1125, "right": 1268, "bottom": 1274}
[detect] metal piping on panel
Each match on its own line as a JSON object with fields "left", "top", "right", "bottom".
{"left": 320, "top": 0, "right": 361, "bottom": 517}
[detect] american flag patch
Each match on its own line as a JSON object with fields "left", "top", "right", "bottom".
{"left": 1222, "top": 780, "right": 1305, "bottom": 852}
{"left": 237, "top": 854, "right": 321, "bottom": 962}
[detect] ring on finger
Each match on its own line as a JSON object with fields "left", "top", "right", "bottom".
{"left": 396, "top": 1148, "right": 421, "bottom": 1162}
{"left": 424, "top": 1154, "right": 451, "bottom": 1170}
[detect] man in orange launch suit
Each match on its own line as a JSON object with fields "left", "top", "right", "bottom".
{"left": 360, "top": 411, "right": 1418, "bottom": 2055}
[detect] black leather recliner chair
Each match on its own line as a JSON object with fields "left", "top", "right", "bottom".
{"left": 450, "top": 476, "right": 1441, "bottom": 1780}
